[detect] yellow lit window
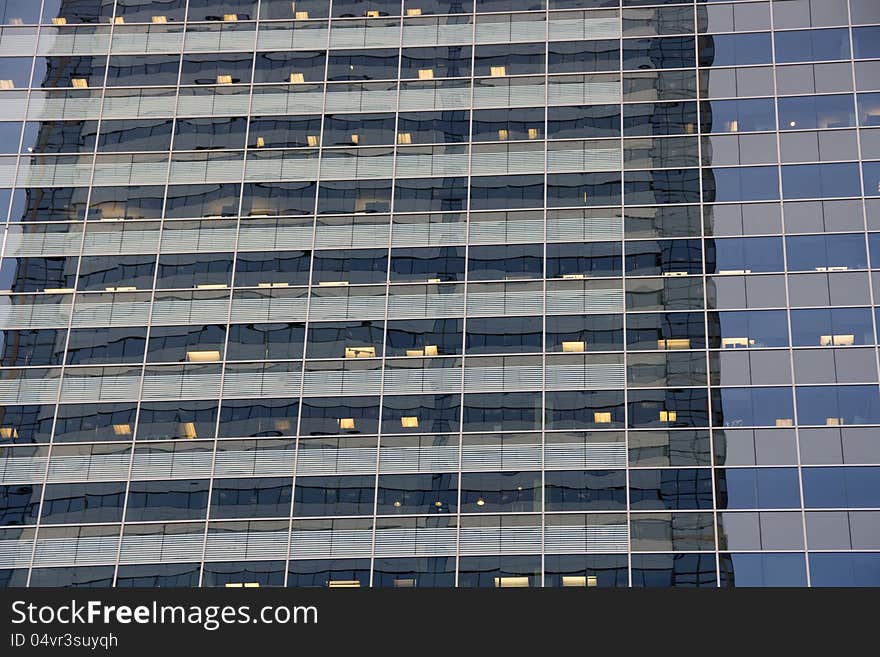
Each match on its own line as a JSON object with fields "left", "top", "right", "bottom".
{"left": 328, "top": 580, "right": 361, "bottom": 588}
{"left": 289, "top": 72, "right": 305, "bottom": 84}
{"left": 366, "top": 10, "right": 381, "bottom": 17}
{"left": 718, "top": 269, "right": 752, "bottom": 275}
{"left": 337, "top": 418, "right": 356, "bottom": 430}
{"left": 72, "top": 78, "right": 88, "bottom": 88}
{"left": 562, "top": 273, "right": 585, "bottom": 279}
{"left": 427, "top": 278, "right": 441, "bottom": 283}
{"left": 826, "top": 417, "right": 843, "bottom": 426}
{"left": 562, "top": 341, "right": 585, "bottom": 353}
{"left": 407, "top": 8, "right": 423, "bottom": 16}
{"left": 350, "top": 134, "right": 359, "bottom": 145}
{"left": 44, "top": 288, "right": 75, "bottom": 294}
{"left": 397, "top": 132, "right": 412, "bottom": 144}
{"left": 345, "top": 346, "right": 376, "bottom": 358}
{"left": 9, "top": 18, "right": 23, "bottom": 25}
{"left": 52, "top": 17, "right": 68, "bottom": 25}
{"left": 186, "top": 350, "right": 221, "bottom": 362}
{"left": 178, "top": 422, "right": 197, "bottom": 439}
{"left": 659, "top": 410, "right": 677, "bottom": 423}
{"left": 685, "top": 123, "right": 695, "bottom": 134}
{"left": 593, "top": 412, "right": 612, "bottom": 424}
{"left": 394, "top": 578, "right": 416, "bottom": 587}
{"left": 775, "top": 418, "right": 793, "bottom": 427}
{"left": 113, "top": 16, "right": 125, "bottom": 24}
{"left": 494, "top": 577, "right": 529, "bottom": 588}
{"left": 722, "top": 337, "right": 754, "bottom": 349}
{"left": 255, "top": 136, "right": 265, "bottom": 148}
{"left": 424, "top": 345, "right": 438, "bottom": 356}
{"left": 528, "top": 127, "right": 540, "bottom": 140}
{"left": 318, "top": 281, "right": 349, "bottom": 287}
{"left": 418, "top": 68, "right": 434, "bottom": 80}
{"left": 0, "top": 427, "right": 19, "bottom": 439}
{"left": 223, "top": 13, "right": 238, "bottom": 21}
{"left": 105, "top": 286, "right": 137, "bottom": 292}
{"left": 820, "top": 334, "right": 855, "bottom": 346}
{"left": 151, "top": 15, "right": 168, "bottom": 23}
{"left": 216, "top": 74, "right": 233, "bottom": 84}
{"left": 497, "top": 129, "right": 509, "bottom": 141}
{"left": 401, "top": 416, "right": 419, "bottom": 428}
{"left": 306, "top": 135, "right": 319, "bottom": 147}
{"left": 663, "top": 271, "right": 688, "bottom": 277}
{"left": 225, "top": 582, "right": 260, "bottom": 588}
{"left": 728, "top": 120, "right": 739, "bottom": 132}
{"left": 490, "top": 66, "right": 506, "bottom": 77}
{"left": 196, "top": 284, "right": 227, "bottom": 290}
{"left": 112, "top": 424, "right": 132, "bottom": 436}
{"left": 562, "top": 575, "right": 597, "bottom": 587}
{"left": 258, "top": 282, "right": 290, "bottom": 288}
{"left": 658, "top": 339, "right": 691, "bottom": 350}
{"left": 587, "top": 575, "right": 598, "bottom": 587}
{"left": 815, "top": 266, "right": 848, "bottom": 272}
{"left": 295, "top": 12, "right": 310, "bottom": 20}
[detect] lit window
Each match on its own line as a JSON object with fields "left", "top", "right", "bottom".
{"left": 225, "top": 583, "right": 260, "bottom": 588}
{"left": 223, "top": 14, "right": 238, "bottom": 21}
{"left": 826, "top": 417, "right": 843, "bottom": 426}
{"left": 400, "top": 417, "right": 419, "bottom": 428}
{"left": 658, "top": 339, "right": 691, "bottom": 350}
{"left": 775, "top": 418, "right": 793, "bottom": 427}
{"left": 820, "top": 334, "right": 855, "bottom": 346}
{"left": 366, "top": 10, "right": 381, "bottom": 18}
{"left": 394, "top": 578, "right": 416, "bottom": 587}
{"left": 427, "top": 278, "right": 441, "bottom": 283}
{"left": 718, "top": 269, "right": 752, "bottom": 275}
{"left": 418, "top": 69, "right": 434, "bottom": 80}
{"left": 151, "top": 15, "right": 168, "bottom": 23}
{"left": 562, "top": 575, "right": 597, "bottom": 587}
{"left": 337, "top": 418, "right": 356, "bottom": 430}
{"left": 289, "top": 72, "right": 305, "bottom": 84}
{"left": 728, "top": 120, "right": 739, "bottom": 132}
{"left": 659, "top": 410, "right": 677, "bottom": 423}
{"left": 112, "top": 424, "right": 132, "bottom": 436}
{"left": 497, "top": 129, "right": 509, "bottom": 141}
{"left": 113, "top": 16, "right": 124, "bottom": 24}
{"left": 196, "top": 284, "right": 227, "bottom": 290}
{"left": 722, "top": 337, "right": 754, "bottom": 349}
{"left": 257, "top": 282, "right": 290, "bottom": 288}
{"left": 815, "top": 266, "right": 848, "bottom": 272}
{"left": 593, "top": 412, "right": 612, "bottom": 424}
{"left": 295, "top": 12, "right": 310, "bottom": 20}
{"left": 350, "top": 134, "right": 359, "bottom": 145}
{"left": 274, "top": 419, "right": 292, "bottom": 432}
{"left": 306, "top": 135, "right": 319, "bottom": 147}
{"left": 494, "top": 577, "right": 529, "bottom": 588}
{"left": 407, "top": 8, "right": 423, "bottom": 16}
{"left": 216, "top": 74, "right": 233, "bottom": 84}
{"left": 562, "top": 274, "right": 585, "bottom": 279}
{"left": 72, "top": 78, "right": 88, "bottom": 88}
{"left": 0, "top": 427, "right": 19, "bottom": 439}
{"left": 186, "top": 350, "right": 221, "bottom": 362}
{"left": 104, "top": 286, "right": 137, "bottom": 292}
{"left": 44, "top": 288, "right": 75, "bottom": 294}
{"left": 562, "top": 341, "right": 585, "bottom": 353}
{"left": 490, "top": 66, "right": 506, "bottom": 77}
{"left": 9, "top": 18, "right": 22, "bottom": 25}
{"left": 178, "top": 422, "right": 197, "bottom": 439}
{"left": 397, "top": 132, "right": 412, "bottom": 144}
{"left": 528, "top": 127, "right": 540, "bottom": 140}
{"left": 52, "top": 17, "right": 68, "bottom": 25}
{"left": 344, "top": 346, "right": 376, "bottom": 358}
{"left": 255, "top": 136, "right": 265, "bottom": 148}
{"left": 318, "top": 281, "right": 348, "bottom": 287}
{"left": 328, "top": 580, "right": 361, "bottom": 588}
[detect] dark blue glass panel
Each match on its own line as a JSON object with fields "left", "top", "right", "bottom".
{"left": 778, "top": 94, "right": 856, "bottom": 130}
{"left": 781, "top": 163, "right": 862, "bottom": 199}
{"left": 629, "top": 468, "right": 714, "bottom": 510}
{"left": 715, "top": 468, "right": 801, "bottom": 509}
{"left": 719, "top": 553, "right": 807, "bottom": 587}
{"left": 774, "top": 28, "right": 850, "bottom": 64}
{"left": 809, "top": 553, "right": 880, "bottom": 587}
{"left": 631, "top": 554, "right": 718, "bottom": 588}
{"left": 705, "top": 98, "right": 776, "bottom": 133}
{"left": 699, "top": 32, "right": 773, "bottom": 67}
{"left": 785, "top": 234, "right": 868, "bottom": 271}
{"left": 714, "top": 310, "right": 790, "bottom": 348}
{"left": 210, "top": 477, "right": 293, "bottom": 519}
{"left": 864, "top": 161, "right": 880, "bottom": 197}
{"left": 708, "top": 237, "right": 784, "bottom": 274}
{"left": 796, "top": 385, "right": 880, "bottom": 426}
{"left": 853, "top": 26, "right": 880, "bottom": 60}
{"left": 802, "top": 467, "right": 880, "bottom": 508}
{"left": 294, "top": 475, "right": 375, "bottom": 517}
{"left": 712, "top": 387, "right": 794, "bottom": 428}
{"left": 708, "top": 167, "right": 779, "bottom": 202}
{"left": 790, "top": 307, "right": 875, "bottom": 347}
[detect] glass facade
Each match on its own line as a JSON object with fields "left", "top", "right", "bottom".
{"left": 1, "top": 0, "right": 879, "bottom": 588}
